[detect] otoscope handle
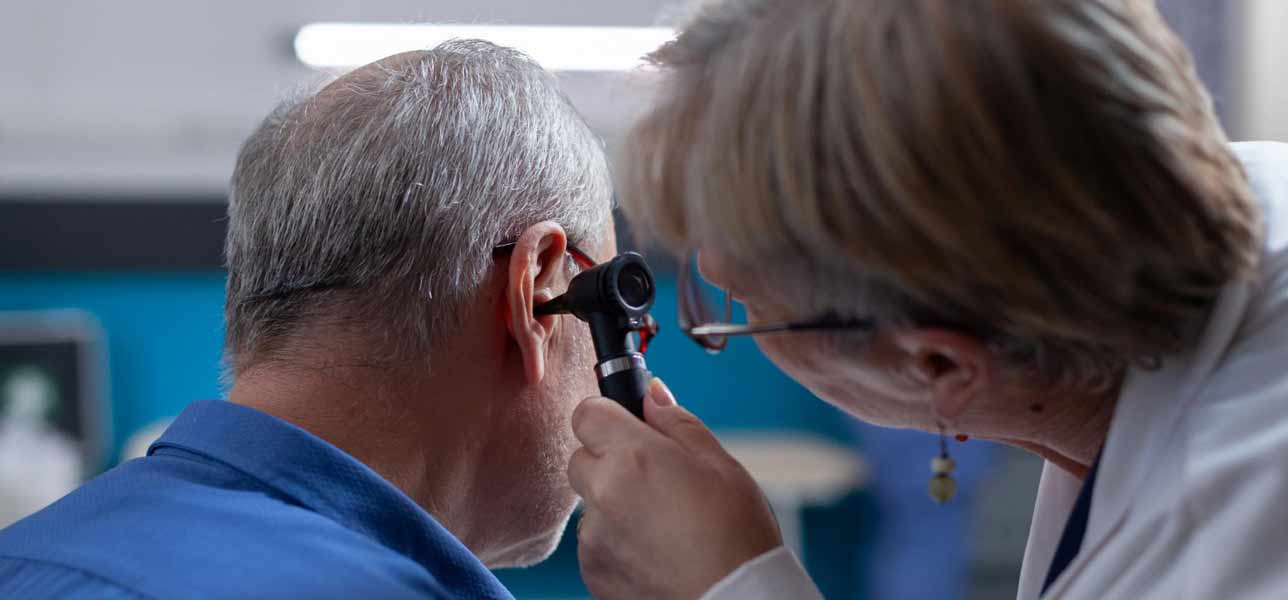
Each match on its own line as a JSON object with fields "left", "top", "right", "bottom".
{"left": 540, "top": 253, "right": 657, "bottom": 421}
{"left": 595, "top": 353, "right": 650, "bottom": 420}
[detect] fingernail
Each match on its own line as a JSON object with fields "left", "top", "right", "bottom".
{"left": 650, "top": 378, "right": 676, "bottom": 407}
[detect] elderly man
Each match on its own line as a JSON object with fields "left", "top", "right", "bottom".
{"left": 0, "top": 40, "right": 613, "bottom": 599}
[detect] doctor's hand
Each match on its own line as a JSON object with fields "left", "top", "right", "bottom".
{"left": 568, "top": 379, "right": 782, "bottom": 600}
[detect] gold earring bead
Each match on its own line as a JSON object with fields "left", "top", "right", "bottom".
{"left": 929, "top": 454, "right": 957, "bottom": 503}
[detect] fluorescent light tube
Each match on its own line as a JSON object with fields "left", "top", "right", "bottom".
{"left": 294, "top": 23, "right": 676, "bottom": 71}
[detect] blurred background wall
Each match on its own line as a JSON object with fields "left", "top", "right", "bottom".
{"left": 1232, "top": 0, "right": 1288, "bottom": 140}
{"left": 0, "top": 1, "right": 1283, "bottom": 599}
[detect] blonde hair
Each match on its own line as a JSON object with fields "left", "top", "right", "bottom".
{"left": 621, "top": 0, "right": 1260, "bottom": 389}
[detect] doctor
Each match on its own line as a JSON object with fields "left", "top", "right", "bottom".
{"left": 568, "top": 0, "right": 1288, "bottom": 598}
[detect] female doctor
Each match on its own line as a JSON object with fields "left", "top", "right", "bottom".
{"left": 567, "top": 0, "right": 1288, "bottom": 598}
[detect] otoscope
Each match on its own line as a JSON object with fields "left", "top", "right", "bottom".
{"left": 536, "top": 252, "right": 658, "bottom": 419}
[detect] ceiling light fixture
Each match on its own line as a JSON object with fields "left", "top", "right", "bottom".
{"left": 294, "top": 23, "right": 676, "bottom": 71}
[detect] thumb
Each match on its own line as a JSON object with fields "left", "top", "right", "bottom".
{"left": 642, "top": 378, "right": 723, "bottom": 456}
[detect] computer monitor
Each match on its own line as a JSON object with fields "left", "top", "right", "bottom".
{"left": 0, "top": 310, "right": 110, "bottom": 472}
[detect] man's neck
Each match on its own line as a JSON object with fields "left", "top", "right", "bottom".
{"left": 227, "top": 357, "right": 494, "bottom": 548}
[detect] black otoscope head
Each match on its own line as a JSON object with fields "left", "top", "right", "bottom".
{"left": 536, "top": 252, "right": 654, "bottom": 321}
{"left": 536, "top": 252, "right": 657, "bottom": 419}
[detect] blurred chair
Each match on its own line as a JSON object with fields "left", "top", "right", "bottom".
{"left": 120, "top": 418, "right": 173, "bottom": 462}
{"left": 721, "top": 431, "right": 868, "bottom": 560}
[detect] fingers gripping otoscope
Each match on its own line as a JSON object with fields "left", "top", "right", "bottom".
{"left": 536, "top": 251, "right": 658, "bottom": 419}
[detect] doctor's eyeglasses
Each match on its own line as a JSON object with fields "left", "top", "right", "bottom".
{"left": 678, "top": 252, "right": 875, "bottom": 353}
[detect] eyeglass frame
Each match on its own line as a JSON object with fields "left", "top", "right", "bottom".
{"left": 492, "top": 241, "right": 597, "bottom": 271}
{"left": 678, "top": 252, "right": 876, "bottom": 353}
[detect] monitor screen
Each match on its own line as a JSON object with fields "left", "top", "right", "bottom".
{"left": 0, "top": 310, "right": 108, "bottom": 470}
{"left": 0, "top": 341, "right": 84, "bottom": 442}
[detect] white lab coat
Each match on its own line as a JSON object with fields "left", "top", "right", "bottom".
{"left": 702, "top": 142, "right": 1288, "bottom": 600}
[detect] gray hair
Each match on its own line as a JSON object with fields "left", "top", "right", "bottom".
{"left": 225, "top": 39, "right": 613, "bottom": 375}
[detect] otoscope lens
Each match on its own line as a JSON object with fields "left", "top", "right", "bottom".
{"left": 617, "top": 264, "right": 653, "bottom": 308}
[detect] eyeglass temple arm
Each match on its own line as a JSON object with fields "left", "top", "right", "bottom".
{"left": 688, "top": 319, "right": 871, "bottom": 337}
{"left": 688, "top": 322, "right": 800, "bottom": 336}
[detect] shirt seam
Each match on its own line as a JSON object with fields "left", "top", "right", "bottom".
{"left": 149, "top": 441, "right": 317, "bottom": 511}
{"left": 0, "top": 553, "right": 158, "bottom": 600}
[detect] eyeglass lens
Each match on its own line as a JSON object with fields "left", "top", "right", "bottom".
{"left": 680, "top": 253, "right": 733, "bottom": 351}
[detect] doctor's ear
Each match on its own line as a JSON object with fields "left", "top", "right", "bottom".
{"left": 891, "top": 329, "right": 993, "bottom": 421}
{"left": 504, "top": 221, "right": 570, "bottom": 385}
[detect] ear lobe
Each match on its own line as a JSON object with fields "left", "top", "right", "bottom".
{"left": 894, "top": 330, "right": 992, "bottom": 423}
{"left": 505, "top": 221, "right": 570, "bottom": 385}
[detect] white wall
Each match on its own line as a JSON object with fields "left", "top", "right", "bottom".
{"left": 0, "top": 0, "right": 672, "bottom": 197}
{"left": 5, "top": 0, "right": 1282, "bottom": 197}
{"left": 1234, "top": 0, "right": 1288, "bottom": 141}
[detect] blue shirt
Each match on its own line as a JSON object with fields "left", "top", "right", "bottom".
{"left": 0, "top": 400, "right": 514, "bottom": 600}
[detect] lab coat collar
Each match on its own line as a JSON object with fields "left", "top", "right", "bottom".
{"left": 1022, "top": 280, "right": 1252, "bottom": 599}
{"left": 1086, "top": 279, "right": 1252, "bottom": 549}
{"left": 1020, "top": 142, "right": 1286, "bottom": 600}
{"left": 1079, "top": 142, "right": 1288, "bottom": 559}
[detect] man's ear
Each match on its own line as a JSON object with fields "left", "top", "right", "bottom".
{"left": 505, "top": 221, "right": 569, "bottom": 385}
{"left": 891, "top": 329, "right": 993, "bottom": 423}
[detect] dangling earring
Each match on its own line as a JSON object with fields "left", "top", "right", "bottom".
{"left": 928, "top": 424, "right": 958, "bottom": 504}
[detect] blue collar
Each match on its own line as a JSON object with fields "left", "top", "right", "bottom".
{"left": 149, "top": 400, "right": 512, "bottom": 599}
{"left": 1041, "top": 453, "right": 1102, "bottom": 595}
